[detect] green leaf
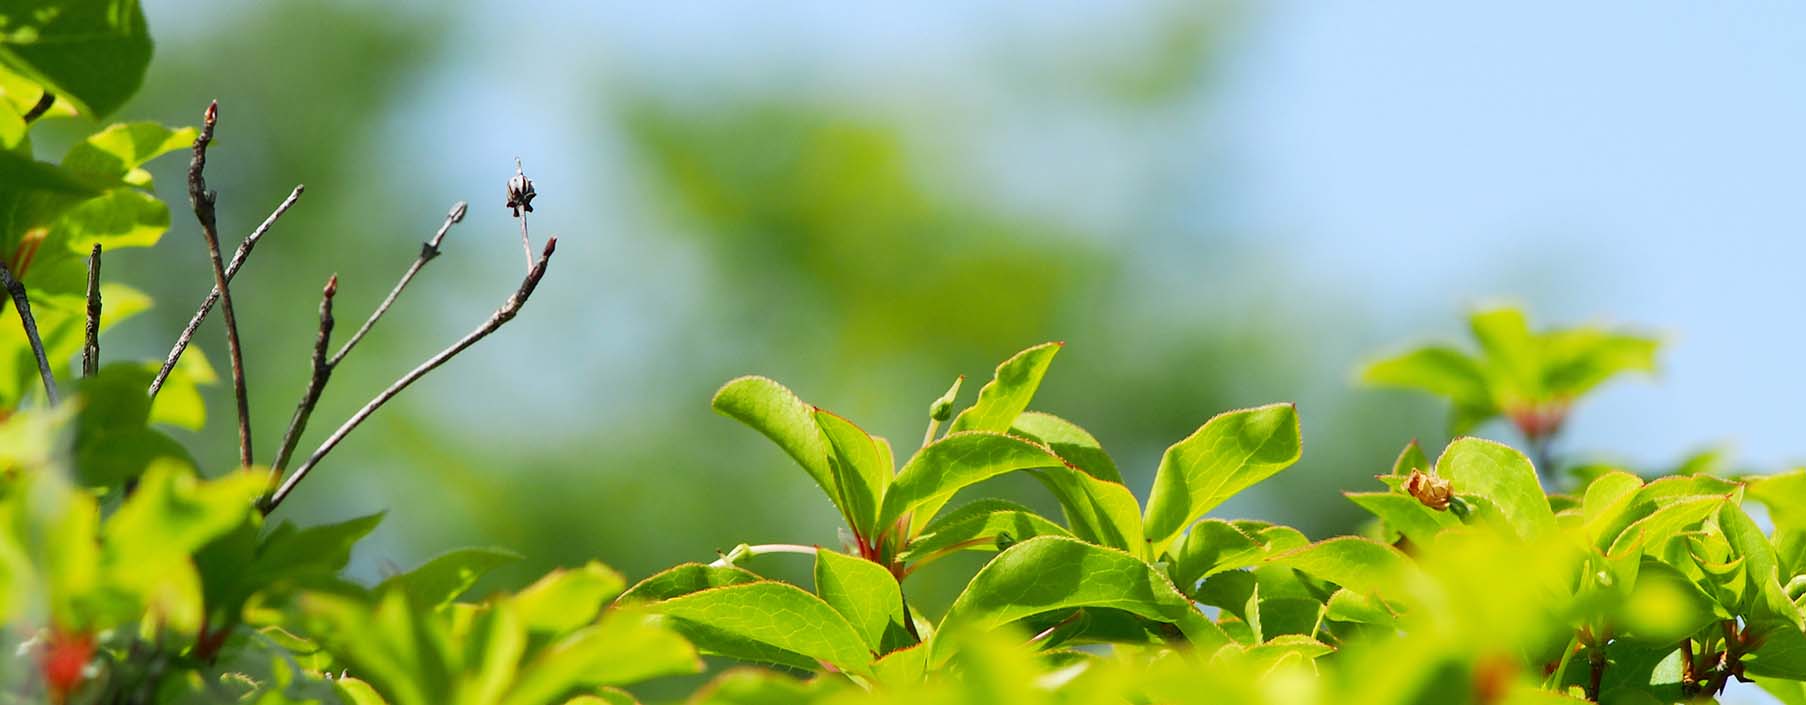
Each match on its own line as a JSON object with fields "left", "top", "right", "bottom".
{"left": 947, "top": 341, "right": 1061, "bottom": 434}
{"left": 1031, "top": 466, "right": 1144, "bottom": 555}
{"left": 1011, "top": 410, "right": 1122, "bottom": 483}
{"left": 813, "top": 549, "right": 911, "bottom": 654}
{"left": 649, "top": 580, "right": 874, "bottom": 673}
{"left": 1468, "top": 306, "right": 1540, "bottom": 401}
{"left": 931, "top": 536, "right": 1225, "bottom": 665}
{"left": 1435, "top": 437, "right": 1555, "bottom": 539}
{"left": 711, "top": 376, "right": 839, "bottom": 519}
{"left": 1745, "top": 624, "right": 1806, "bottom": 680}
{"left": 1167, "top": 519, "right": 1264, "bottom": 590}
{"left": 878, "top": 431, "right": 1066, "bottom": 535}
{"left": 0, "top": 148, "right": 101, "bottom": 194}
{"left": 1010, "top": 412, "right": 1141, "bottom": 551}
{"left": 0, "top": 0, "right": 153, "bottom": 118}
{"left": 1324, "top": 589, "right": 1395, "bottom": 626}
{"left": 300, "top": 589, "right": 452, "bottom": 705}
{"left": 900, "top": 498, "right": 1071, "bottom": 562}
{"left": 1603, "top": 494, "right": 1725, "bottom": 558}
{"left": 813, "top": 408, "right": 888, "bottom": 539}
{"left": 509, "top": 562, "right": 627, "bottom": 636}
{"left": 1360, "top": 345, "right": 1492, "bottom": 413}
{"left": 377, "top": 547, "right": 522, "bottom": 610}
{"left": 1538, "top": 328, "right": 1659, "bottom": 399}
{"left": 1344, "top": 491, "right": 1458, "bottom": 546}
{"left": 61, "top": 121, "right": 195, "bottom": 183}
{"left": 1615, "top": 558, "right": 1722, "bottom": 645}
{"left": 1720, "top": 502, "right": 1803, "bottom": 631}
{"left": 1142, "top": 403, "right": 1302, "bottom": 555}
{"left": 502, "top": 609, "right": 700, "bottom": 705}
{"left": 336, "top": 677, "right": 391, "bottom": 705}
{"left": 615, "top": 562, "right": 762, "bottom": 604}
{"left": 1752, "top": 470, "right": 1806, "bottom": 532}
{"left": 1264, "top": 537, "right": 1414, "bottom": 599}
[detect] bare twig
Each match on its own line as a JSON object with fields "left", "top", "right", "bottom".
{"left": 330, "top": 202, "right": 468, "bottom": 367}
{"left": 149, "top": 185, "right": 303, "bottom": 398}
{"left": 0, "top": 260, "right": 57, "bottom": 404}
{"left": 21, "top": 90, "right": 54, "bottom": 123}
{"left": 262, "top": 235, "right": 558, "bottom": 514}
{"left": 188, "top": 100, "right": 254, "bottom": 468}
{"left": 82, "top": 244, "right": 101, "bottom": 377}
{"left": 270, "top": 276, "right": 337, "bottom": 474}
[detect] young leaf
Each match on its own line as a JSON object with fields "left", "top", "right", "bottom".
{"left": 501, "top": 610, "right": 701, "bottom": 705}
{"left": 1435, "top": 437, "right": 1555, "bottom": 539}
{"left": 813, "top": 549, "right": 911, "bottom": 654}
{"left": 1538, "top": 328, "right": 1659, "bottom": 399}
{"left": 615, "top": 562, "right": 762, "bottom": 604}
{"left": 814, "top": 408, "right": 889, "bottom": 539}
{"left": 1360, "top": 345, "right": 1492, "bottom": 429}
{"left": 1030, "top": 467, "right": 1143, "bottom": 554}
{"left": 900, "top": 499, "right": 1073, "bottom": 562}
{"left": 1720, "top": 502, "right": 1804, "bottom": 632}
{"left": 61, "top": 122, "right": 196, "bottom": 183}
{"left": 878, "top": 431, "right": 1067, "bottom": 535}
{"left": 1167, "top": 519, "right": 1264, "bottom": 590}
{"left": 509, "top": 562, "right": 627, "bottom": 636}
{"left": 1468, "top": 306, "right": 1540, "bottom": 401}
{"left": 376, "top": 547, "right": 522, "bottom": 610}
{"left": 1264, "top": 537, "right": 1415, "bottom": 599}
{"left": 1011, "top": 410, "right": 1122, "bottom": 483}
{"left": 650, "top": 581, "right": 874, "bottom": 674}
{"left": 947, "top": 342, "right": 1062, "bottom": 434}
{"left": 712, "top": 376, "right": 839, "bottom": 517}
{"left": 1344, "top": 492, "right": 1458, "bottom": 546}
{"left": 1142, "top": 403, "right": 1302, "bottom": 555}
{"left": 931, "top": 536, "right": 1225, "bottom": 665}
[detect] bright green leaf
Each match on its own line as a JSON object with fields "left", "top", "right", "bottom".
{"left": 1143, "top": 403, "right": 1302, "bottom": 555}
{"left": 878, "top": 431, "right": 1065, "bottom": 535}
{"left": 947, "top": 341, "right": 1061, "bottom": 434}
{"left": 813, "top": 549, "right": 910, "bottom": 654}
{"left": 1436, "top": 437, "right": 1555, "bottom": 539}
{"left": 650, "top": 580, "right": 873, "bottom": 673}
{"left": 931, "top": 536, "right": 1225, "bottom": 665}
{"left": 377, "top": 547, "right": 522, "bottom": 610}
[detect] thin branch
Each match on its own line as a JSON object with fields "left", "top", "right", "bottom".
{"left": 270, "top": 275, "right": 337, "bottom": 474}
{"left": 82, "top": 244, "right": 101, "bottom": 377}
{"left": 149, "top": 184, "right": 303, "bottom": 398}
{"left": 329, "top": 202, "right": 467, "bottom": 368}
{"left": 516, "top": 214, "right": 534, "bottom": 270}
{"left": 188, "top": 100, "right": 254, "bottom": 468}
{"left": 0, "top": 260, "right": 57, "bottom": 404}
{"left": 21, "top": 90, "right": 54, "bottom": 123}
{"left": 262, "top": 235, "right": 558, "bottom": 514}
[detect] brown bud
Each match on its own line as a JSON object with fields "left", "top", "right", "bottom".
{"left": 1404, "top": 468, "right": 1453, "bottom": 511}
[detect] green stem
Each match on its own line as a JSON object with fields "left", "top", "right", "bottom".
{"left": 709, "top": 543, "right": 818, "bottom": 567}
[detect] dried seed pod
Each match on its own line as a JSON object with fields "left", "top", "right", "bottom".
{"left": 1404, "top": 468, "right": 1454, "bottom": 511}
{"left": 506, "top": 158, "right": 536, "bottom": 217}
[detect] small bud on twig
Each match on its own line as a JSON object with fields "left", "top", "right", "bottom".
{"left": 1404, "top": 468, "right": 1453, "bottom": 511}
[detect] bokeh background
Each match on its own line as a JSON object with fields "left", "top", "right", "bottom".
{"left": 73, "top": 4, "right": 1806, "bottom": 698}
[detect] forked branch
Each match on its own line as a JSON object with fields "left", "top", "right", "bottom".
{"left": 149, "top": 184, "right": 303, "bottom": 398}
{"left": 262, "top": 234, "right": 558, "bottom": 513}
{"left": 269, "top": 202, "right": 467, "bottom": 472}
